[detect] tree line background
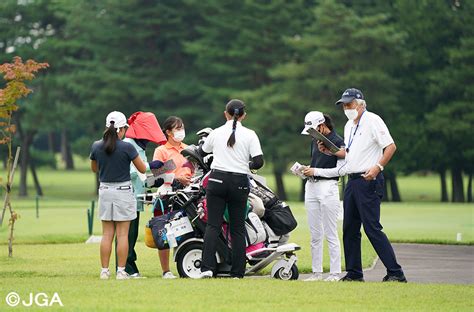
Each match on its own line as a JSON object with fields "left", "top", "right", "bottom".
{"left": 0, "top": 0, "right": 472, "bottom": 202}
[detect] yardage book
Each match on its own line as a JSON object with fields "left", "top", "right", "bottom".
{"left": 151, "top": 159, "right": 176, "bottom": 176}
{"left": 306, "top": 128, "right": 341, "bottom": 154}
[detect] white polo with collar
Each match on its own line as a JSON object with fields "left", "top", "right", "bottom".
{"left": 316, "top": 111, "right": 394, "bottom": 177}
{"left": 202, "top": 120, "right": 263, "bottom": 175}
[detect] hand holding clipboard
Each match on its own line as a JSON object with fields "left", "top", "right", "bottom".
{"left": 305, "top": 128, "right": 341, "bottom": 154}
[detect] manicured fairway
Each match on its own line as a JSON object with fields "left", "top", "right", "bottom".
{"left": 0, "top": 244, "right": 473, "bottom": 311}
{"left": 0, "top": 168, "right": 472, "bottom": 311}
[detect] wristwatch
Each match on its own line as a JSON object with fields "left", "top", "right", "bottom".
{"left": 376, "top": 163, "right": 384, "bottom": 171}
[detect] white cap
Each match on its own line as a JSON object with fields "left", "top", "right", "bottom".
{"left": 301, "top": 111, "right": 325, "bottom": 135}
{"left": 105, "top": 111, "right": 129, "bottom": 129}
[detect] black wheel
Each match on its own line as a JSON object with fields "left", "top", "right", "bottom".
{"left": 273, "top": 263, "right": 299, "bottom": 280}
{"left": 176, "top": 242, "right": 204, "bottom": 278}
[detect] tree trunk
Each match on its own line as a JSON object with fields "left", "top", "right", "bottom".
{"left": 299, "top": 179, "right": 305, "bottom": 202}
{"left": 47, "top": 132, "right": 56, "bottom": 153}
{"left": 382, "top": 175, "right": 389, "bottom": 202}
{"left": 19, "top": 131, "right": 35, "bottom": 197}
{"left": 273, "top": 168, "right": 287, "bottom": 200}
{"left": 451, "top": 167, "right": 465, "bottom": 203}
{"left": 467, "top": 172, "right": 472, "bottom": 203}
{"left": 388, "top": 171, "right": 401, "bottom": 202}
{"left": 61, "top": 129, "right": 74, "bottom": 170}
{"left": 30, "top": 162, "right": 43, "bottom": 196}
{"left": 439, "top": 169, "right": 448, "bottom": 202}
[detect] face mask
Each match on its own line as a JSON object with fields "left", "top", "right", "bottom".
{"left": 173, "top": 129, "right": 185, "bottom": 142}
{"left": 344, "top": 109, "right": 358, "bottom": 120}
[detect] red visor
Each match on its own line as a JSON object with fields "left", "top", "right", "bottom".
{"left": 125, "top": 112, "right": 167, "bottom": 145}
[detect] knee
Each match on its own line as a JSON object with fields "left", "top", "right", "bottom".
{"left": 310, "top": 234, "right": 323, "bottom": 244}
{"left": 362, "top": 222, "right": 383, "bottom": 238}
{"left": 326, "top": 237, "right": 340, "bottom": 248}
{"left": 343, "top": 231, "right": 361, "bottom": 241}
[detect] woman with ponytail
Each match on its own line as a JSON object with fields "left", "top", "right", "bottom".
{"left": 198, "top": 99, "right": 264, "bottom": 279}
{"left": 90, "top": 111, "right": 148, "bottom": 280}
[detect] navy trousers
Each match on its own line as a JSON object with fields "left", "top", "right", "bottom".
{"left": 343, "top": 174, "right": 403, "bottom": 278}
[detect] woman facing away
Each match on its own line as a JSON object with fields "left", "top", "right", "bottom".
{"left": 198, "top": 99, "right": 264, "bottom": 279}
{"left": 90, "top": 111, "right": 147, "bottom": 280}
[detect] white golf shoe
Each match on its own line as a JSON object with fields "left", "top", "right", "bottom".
{"left": 303, "top": 273, "right": 322, "bottom": 282}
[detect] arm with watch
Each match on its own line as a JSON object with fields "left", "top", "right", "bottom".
{"left": 304, "top": 143, "right": 397, "bottom": 180}
{"left": 361, "top": 143, "right": 396, "bottom": 181}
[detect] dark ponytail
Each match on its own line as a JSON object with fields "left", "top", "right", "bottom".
{"left": 226, "top": 99, "right": 245, "bottom": 147}
{"left": 103, "top": 122, "right": 119, "bottom": 154}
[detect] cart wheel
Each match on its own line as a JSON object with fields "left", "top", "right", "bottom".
{"left": 273, "top": 263, "right": 299, "bottom": 280}
{"left": 176, "top": 242, "right": 204, "bottom": 278}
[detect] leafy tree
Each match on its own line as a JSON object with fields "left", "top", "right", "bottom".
{"left": 251, "top": 0, "right": 406, "bottom": 199}
{"left": 0, "top": 56, "right": 48, "bottom": 256}
{"left": 186, "top": 0, "right": 312, "bottom": 198}
{"left": 392, "top": 0, "right": 471, "bottom": 201}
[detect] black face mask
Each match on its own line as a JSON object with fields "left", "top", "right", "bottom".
{"left": 135, "top": 139, "right": 149, "bottom": 150}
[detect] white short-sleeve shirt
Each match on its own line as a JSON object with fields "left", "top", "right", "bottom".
{"left": 202, "top": 120, "right": 263, "bottom": 174}
{"left": 315, "top": 111, "right": 394, "bottom": 177}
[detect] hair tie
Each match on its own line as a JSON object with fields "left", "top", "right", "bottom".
{"left": 234, "top": 108, "right": 239, "bottom": 116}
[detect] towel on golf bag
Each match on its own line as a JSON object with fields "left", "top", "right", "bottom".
{"left": 262, "top": 201, "right": 297, "bottom": 236}
{"left": 221, "top": 212, "right": 266, "bottom": 247}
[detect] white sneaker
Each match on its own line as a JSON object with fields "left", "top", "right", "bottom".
{"left": 130, "top": 273, "right": 147, "bottom": 279}
{"left": 324, "top": 274, "right": 341, "bottom": 282}
{"left": 196, "top": 270, "right": 213, "bottom": 279}
{"left": 116, "top": 270, "right": 130, "bottom": 280}
{"left": 100, "top": 270, "right": 110, "bottom": 280}
{"left": 303, "top": 273, "right": 322, "bottom": 282}
{"left": 162, "top": 271, "right": 177, "bottom": 279}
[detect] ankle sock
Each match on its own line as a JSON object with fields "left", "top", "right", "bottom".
{"left": 117, "top": 266, "right": 125, "bottom": 272}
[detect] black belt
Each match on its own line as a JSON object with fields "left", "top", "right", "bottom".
{"left": 348, "top": 172, "right": 366, "bottom": 180}
{"left": 311, "top": 177, "right": 339, "bottom": 182}
{"left": 211, "top": 169, "right": 248, "bottom": 177}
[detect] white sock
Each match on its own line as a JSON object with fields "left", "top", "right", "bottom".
{"left": 117, "top": 266, "right": 125, "bottom": 272}
{"left": 101, "top": 268, "right": 109, "bottom": 273}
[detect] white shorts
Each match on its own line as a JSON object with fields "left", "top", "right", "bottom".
{"left": 98, "top": 181, "right": 137, "bottom": 221}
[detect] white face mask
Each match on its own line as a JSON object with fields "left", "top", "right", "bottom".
{"left": 344, "top": 108, "right": 358, "bottom": 120}
{"left": 173, "top": 129, "right": 185, "bottom": 142}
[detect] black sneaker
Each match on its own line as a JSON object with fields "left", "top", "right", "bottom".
{"left": 340, "top": 275, "right": 365, "bottom": 282}
{"left": 382, "top": 274, "right": 407, "bottom": 283}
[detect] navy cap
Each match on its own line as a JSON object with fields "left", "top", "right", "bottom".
{"left": 335, "top": 88, "right": 364, "bottom": 105}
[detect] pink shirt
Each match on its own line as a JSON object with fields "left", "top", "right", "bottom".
{"left": 153, "top": 142, "right": 192, "bottom": 178}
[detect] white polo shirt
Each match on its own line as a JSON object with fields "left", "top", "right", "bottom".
{"left": 316, "top": 111, "right": 394, "bottom": 177}
{"left": 202, "top": 120, "right": 263, "bottom": 174}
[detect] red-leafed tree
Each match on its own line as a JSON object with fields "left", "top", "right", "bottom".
{"left": 0, "top": 56, "right": 48, "bottom": 257}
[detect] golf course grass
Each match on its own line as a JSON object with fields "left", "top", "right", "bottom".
{"left": 0, "top": 168, "right": 472, "bottom": 311}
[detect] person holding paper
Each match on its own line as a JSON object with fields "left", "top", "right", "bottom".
{"left": 153, "top": 116, "right": 193, "bottom": 188}
{"left": 152, "top": 115, "right": 193, "bottom": 279}
{"left": 122, "top": 111, "right": 167, "bottom": 278}
{"left": 308, "top": 88, "right": 407, "bottom": 283}
{"left": 301, "top": 111, "right": 344, "bottom": 282}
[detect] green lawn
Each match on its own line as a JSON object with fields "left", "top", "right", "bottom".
{"left": 2, "top": 166, "right": 471, "bottom": 203}
{"left": 0, "top": 169, "right": 473, "bottom": 311}
{"left": 0, "top": 244, "right": 473, "bottom": 311}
